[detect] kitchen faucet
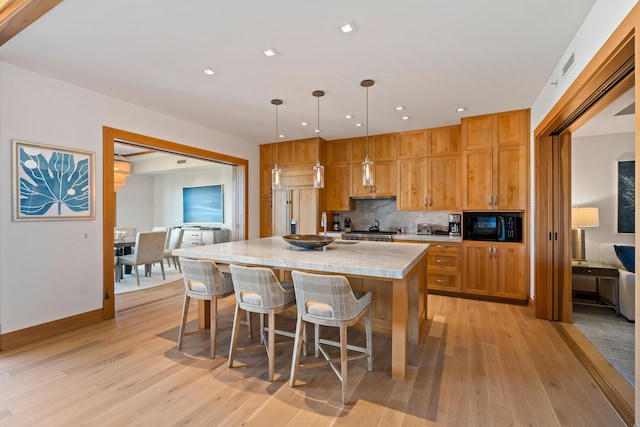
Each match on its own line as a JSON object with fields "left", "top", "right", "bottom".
{"left": 321, "top": 212, "right": 327, "bottom": 236}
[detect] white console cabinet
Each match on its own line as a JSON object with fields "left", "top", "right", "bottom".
{"left": 181, "top": 228, "right": 230, "bottom": 247}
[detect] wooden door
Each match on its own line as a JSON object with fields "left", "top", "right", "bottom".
{"left": 292, "top": 188, "right": 319, "bottom": 235}
{"left": 326, "top": 165, "right": 351, "bottom": 211}
{"left": 492, "top": 243, "right": 526, "bottom": 299}
{"left": 397, "top": 158, "right": 426, "bottom": 210}
{"left": 260, "top": 197, "right": 272, "bottom": 237}
{"left": 427, "top": 155, "right": 460, "bottom": 211}
{"left": 494, "top": 145, "right": 527, "bottom": 210}
{"left": 462, "top": 242, "right": 492, "bottom": 295}
{"left": 462, "top": 148, "right": 493, "bottom": 210}
{"left": 272, "top": 189, "right": 291, "bottom": 236}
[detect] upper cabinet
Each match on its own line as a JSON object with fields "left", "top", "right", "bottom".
{"left": 326, "top": 138, "right": 353, "bottom": 165}
{"left": 398, "top": 130, "right": 428, "bottom": 159}
{"left": 427, "top": 125, "right": 461, "bottom": 156}
{"left": 462, "top": 109, "right": 529, "bottom": 210}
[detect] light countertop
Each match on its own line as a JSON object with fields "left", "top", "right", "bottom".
{"left": 173, "top": 236, "right": 429, "bottom": 279}
{"left": 318, "top": 231, "right": 462, "bottom": 243}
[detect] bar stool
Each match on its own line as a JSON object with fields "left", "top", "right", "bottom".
{"left": 228, "top": 264, "right": 299, "bottom": 382}
{"left": 177, "top": 257, "right": 234, "bottom": 359}
{"left": 289, "top": 270, "right": 372, "bottom": 405}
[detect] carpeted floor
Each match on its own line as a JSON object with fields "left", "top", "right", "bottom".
{"left": 572, "top": 303, "right": 635, "bottom": 386}
{"left": 115, "top": 262, "right": 183, "bottom": 294}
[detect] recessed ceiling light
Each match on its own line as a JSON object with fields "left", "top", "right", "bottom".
{"left": 345, "top": 114, "right": 353, "bottom": 119}
{"left": 395, "top": 106, "right": 404, "bottom": 111}
{"left": 315, "top": 129, "right": 321, "bottom": 133}
{"left": 402, "top": 116, "right": 411, "bottom": 120}
{"left": 457, "top": 107, "right": 466, "bottom": 112}
{"left": 203, "top": 68, "right": 215, "bottom": 75}
{"left": 263, "top": 48, "right": 278, "bottom": 57}
{"left": 355, "top": 123, "right": 363, "bottom": 127}
{"left": 279, "top": 134, "right": 284, "bottom": 138}
{"left": 340, "top": 22, "right": 356, "bottom": 33}
{"left": 301, "top": 122, "right": 308, "bottom": 126}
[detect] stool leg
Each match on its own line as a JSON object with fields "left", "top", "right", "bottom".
{"left": 177, "top": 294, "right": 190, "bottom": 350}
{"left": 290, "top": 314, "right": 305, "bottom": 387}
{"left": 340, "top": 323, "right": 349, "bottom": 405}
{"left": 314, "top": 324, "right": 320, "bottom": 357}
{"left": 267, "top": 310, "right": 276, "bottom": 382}
{"left": 228, "top": 303, "right": 242, "bottom": 368}
{"left": 366, "top": 309, "right": 372, "bottom": 371}
{"left": 210, "top": 296, "right": 217, "bottom": 359}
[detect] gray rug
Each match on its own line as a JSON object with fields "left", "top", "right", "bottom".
{"left": 115, "top": 262, "right": 183, "bottom": 294}
{"left": 572, "top": 304, "right": 635, "bottom": 386}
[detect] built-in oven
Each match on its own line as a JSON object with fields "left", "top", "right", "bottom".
{"left": 463, "top": 212, "right": 523, "bottom": 242}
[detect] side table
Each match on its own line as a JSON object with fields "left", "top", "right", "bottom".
{"left": 572, "top": 260, "right": 619, "bottom": 315}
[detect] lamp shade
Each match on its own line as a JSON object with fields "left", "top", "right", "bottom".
{"left": 114, "top": 159, "right": 131, "bottom": 192}
{"left": 571, "top": 207, "right": 599, "bottom": 228}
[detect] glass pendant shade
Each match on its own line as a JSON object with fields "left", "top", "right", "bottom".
{"left": 271, "top": 166, "right": 282, "bottom": 190}
{"left": 270, "top": 99, "right": 283, "bottom": 190}
{"left": 312, "top": 90, "right": 325, "bottom": 188}
{"left": 361, "top": 155, "right": 374, "bottom": 186}
{"left": 313, "top": 161, "right": 324, "bottom": 188}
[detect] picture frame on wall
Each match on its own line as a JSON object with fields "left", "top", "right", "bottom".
{"left": 12, "top": 139, "right": 95, "bottom": 221}
{"left": 617, "top": 159, "right": 635, "bottom": 233}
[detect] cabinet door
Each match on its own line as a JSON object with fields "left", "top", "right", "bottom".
{"left": 495, "top": 110, "right": 528, "bottom": 147}
{"left": 493, "top": 244, "right": 526, "bottom": 299}
{"left": 370, "top": 134, "right": 398, "bottom": 160}
{"left": 427, "top": 155, "right": 460, "bottom": 211}
{"left": 462, "top": 148, "right": 493, "bottom": 210}
{"left": 398, "top": 131, "right": 427, "bottom": 159}
{"left": 274, "top": 141, "right": 294, "bottom": 165}
{"left": 326, "top": 139, "right": 351, "bottom": 165}
{"left": 272, "top": 189, "right": 291, "bottom": 236}
{"left": 292, "top": 188, "right": 319, "bottom": 235}
{"left": 260, "top": 197, "right": 272, "bottom": 237}
{"left": 462, "top": 243, "right": 492, "bottom": 296}
{"left": 494, "top": 145, "right": 527, "bottom": 210}
{"left": 260, "top": 167, "right": 273, "bottom": 198}
{"left": 292, "top": 138, "right": 318, "bottom": 164}
{"left": 427, "top": 125, "right": 461, "bottom": 156}
{"left": 260, "top": 144, "right": 277, "bottom": 169}
{"left": 462, "top": 114, "right": 493, "bottom": 150}
{"left": 350, "top": 161, "right": 397, "bottom": 197}
{"left": 349, "top": 137, "right": 367, "bottom": 163}
{"left": 326, "top": 165, "right": 351, "bottom": 211}
{"left": 397, "top": 158, "right": 426, "bottom": 210}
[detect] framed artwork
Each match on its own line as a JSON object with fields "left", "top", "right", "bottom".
{"left": 617, "top": 159, "right": 635, "bottom": 233}
{"left": 12, "top": 140, "right": 95, "bottom": 221}
{"left": 183, "top": 184, "right": 223, "bottom": 224}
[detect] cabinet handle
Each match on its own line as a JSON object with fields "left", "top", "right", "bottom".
{"left": 436, "top": 279, "right": 449, "bottom": 283}
{"left": 488, "top": 195, "right": 492, "bottom": 207}
{"left": 427, "top": 197, "right": 432, "bottom": 207}
{"left": 436, "top": 259, "right": 449, "bottom": 264}
{"left": 436, "top": 245, "right": 447, "bottom": 249}
{"left": 493, "top": 195, "right": 498, "bottom": 207}
{"left": 424, "top": 198, "right": 427, "bottom": 207}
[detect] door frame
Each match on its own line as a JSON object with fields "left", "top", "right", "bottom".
{"left": 102, "top": 127, "right": 249, "bottom": 319}
{"left": 534, "top": 5, "right": 638, "bottom": 322}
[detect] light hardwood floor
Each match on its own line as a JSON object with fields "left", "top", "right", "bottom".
{"left": 0, "top": 281, "right": 627, "bottom": 426}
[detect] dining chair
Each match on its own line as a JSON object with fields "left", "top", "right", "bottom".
{"left": 177, "top": 257, "right": 234, "bottom": 358}
{"left": 117, "top": 231, "right": 167, "bottom": 286}
{"left": 289, "top": 270, "right": 372, "bottom": 405}
{"left": 228, "top": 264, "right": 300, "bottom": 382}
{"left": 164, "top": 228, "right": 185, "bottom": 272}
{"left": 152, "top": 226, "right": 171, "bottom": 250}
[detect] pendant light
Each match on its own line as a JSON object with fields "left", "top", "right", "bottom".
{"left": 113, "top": 153, "right": 131, "bottom": 192}
{"left": 312, "top": 90, "right": 325, "bottom": 188}
{"left": 361, "top": 79, "right": 375, "bottom": 187}
{"left": 271, "top": 99, "right": 283, "bottom": 190}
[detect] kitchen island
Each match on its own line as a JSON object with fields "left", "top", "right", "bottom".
{"left": 173, "top": 236, "right": 429, "bottom": 380}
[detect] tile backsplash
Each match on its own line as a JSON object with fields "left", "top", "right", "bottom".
{"left": 333, "top": 198, "right": 456, "bottom": 233}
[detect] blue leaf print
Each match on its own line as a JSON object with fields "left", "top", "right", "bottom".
{"left": 19, "top": 146, "right": 90, "bottom": 216}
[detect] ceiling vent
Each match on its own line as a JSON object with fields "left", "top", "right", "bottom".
{"left": 177, "top": 159, "right": 187, "bottom": 164}
{"left": 561, "top": 52, "right": 575, "bottom": 81}
{"left": 615, "top": 102, "right": 635, "bottom": 116}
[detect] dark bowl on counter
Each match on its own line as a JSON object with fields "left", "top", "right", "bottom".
{"left": 282, "top": 234, "right": 335, "bottom": 249}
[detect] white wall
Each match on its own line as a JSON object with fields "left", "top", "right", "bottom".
{"left": 572, "top": 132, "right": 635, "bottom": 260}
{"left": 116, "top": 174, "right": 154, "bottom": 232}
{"left": 0, "top": 62, "right": 259, "bottom": 333}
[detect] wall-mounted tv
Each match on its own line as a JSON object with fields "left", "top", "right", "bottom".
{"left": 183, "top": 184, "right": 223, "bottom": 224}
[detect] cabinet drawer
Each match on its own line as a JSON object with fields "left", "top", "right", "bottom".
{"left": 428, "top": 254, "right": 460, "bottom": 274}
{"left": 429, "top": 243, "right": 461, "bottom": 253}
{"left": 428, "top": 273, "right": 461, "bottom": 292}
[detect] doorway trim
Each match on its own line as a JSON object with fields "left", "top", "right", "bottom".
{"left": 103, "top": 127, "right": 249, "bottom": 319}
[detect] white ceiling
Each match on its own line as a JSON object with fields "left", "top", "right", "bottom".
{"left": 0, "top": 0, "right": 598, "bottom": 144}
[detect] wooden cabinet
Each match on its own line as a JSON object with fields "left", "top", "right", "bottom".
{"left": 462, "top": 109, "right": 529, "bottom": 210}
{"left": 462, "top": 241, "right": 526, "bottom": 300}
{"left": 351, "top": 134, "right": 397, "bottom": 161}
{"left": 427, "top": 156, "right": 460, "bottom": 211}
{"left": 427, "top": 125, "right": 461, "bottom": 156}
{"left": 326, "top": 165, "right": 352, "bottom": 211}
{"left": 427, "top": 242, "right": 462, "bottom": 293}
{"left": 326, "top": 138, "right": 353, "bottom": 165}
{"left": 350, "top": 160, "right": 397, "bottom": 197}
{"left": 273, "top": 187, "right": 319, "bottom": 236}
{"left": 260, "top": 197, "right": 272, "bottom": 237}
{"left": 397, "top": 158, "right": 426, "bottom": 210}
{"left": 398, "top": 131, "right": 427, "bottom": 159}
{"left": 291, "top": 138, "right": 321, "bottom": 164}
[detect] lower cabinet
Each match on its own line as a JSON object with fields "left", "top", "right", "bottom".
{"left": 462, "top": 241, "right": 526, "bottom": 300}
{"left": 427, "top": 242, "right": 462, "bottom": 292}
{"left": 181, "top": 228, "right": 230, "bottom": 247}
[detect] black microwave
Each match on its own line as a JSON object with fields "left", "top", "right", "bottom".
{"left": 463, "top": 212, "right": 523, "bottom": 242}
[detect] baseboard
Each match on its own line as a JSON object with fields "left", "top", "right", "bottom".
{"left": 0, "top": 309, "right": 104, "bottom": 351}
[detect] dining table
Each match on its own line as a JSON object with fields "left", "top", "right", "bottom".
{"left": 114, "top": 238, "right": 136, "bottom": 274}
{"left": 173, "top": 236, "right": 429, "bottom": 381}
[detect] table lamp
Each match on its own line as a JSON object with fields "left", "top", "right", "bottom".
{"left": 571, "top": 207, "right": 599, "bottom": 263}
